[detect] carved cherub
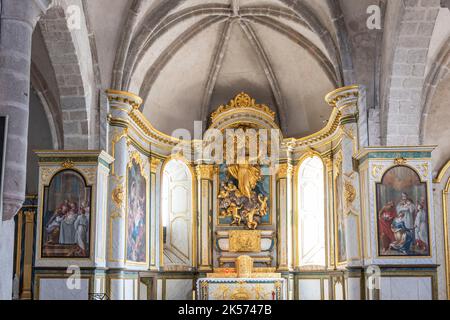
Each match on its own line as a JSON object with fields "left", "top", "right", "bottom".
{"left": 244, "top": 207, "right": 259, "bottom": 230}
{"left": 258, "top": 194, "right": 268, "bottom": 217}
{"left": 227, "top": 203, "right": 243, "bottom": 226}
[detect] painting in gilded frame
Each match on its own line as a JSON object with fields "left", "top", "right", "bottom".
{"left": 41, "top": 170, "right": 91, "bottom": 258}
{"left": 217, "top": 164, "right": 271, "bottom": 226}
{"left": 126, "top": 157, "right": 148, "bottom": 263}
{"left": 376, "top": 166, "right": 430, "bottom": 257}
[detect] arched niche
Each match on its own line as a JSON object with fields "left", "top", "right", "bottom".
{"left": 161, "top": 159, "right": 195, "bottom": 270}
{"left": 295, "top": 155, "right": 326, "bottom": 269}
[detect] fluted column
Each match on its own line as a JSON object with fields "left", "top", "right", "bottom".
{"left": 326, "top": 86, "right": 363, "bottom": 299}
{"left": 277, "top": 162, "right": 294, "bottom": 272}
{"left": 0, "top": 0, "right": 51, "bottom": 300}
{"left": 196, "top": 165, "right": 214, "bottom": 272}
{"left": 106, "top": 90, "right": 142, "bottom": 270}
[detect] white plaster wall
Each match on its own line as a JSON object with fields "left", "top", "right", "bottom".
{"left": 39, "top": 278, "right": 89, "bottom": 300}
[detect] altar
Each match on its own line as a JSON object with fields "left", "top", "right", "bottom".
{"left": 197, "top": 256, "right": 287, "bottom": 300}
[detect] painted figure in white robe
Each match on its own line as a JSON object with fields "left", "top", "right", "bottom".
{"left": 414, "top": 204, "right": 428, "bottom": 251}
{"left": 74, "top": 205, "right": 89, "bottom": 254}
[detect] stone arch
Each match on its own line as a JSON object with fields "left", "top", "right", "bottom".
{"left": 30, "top": 62, "right": 64, "bottom": 149}
{"left": 419, "top": 37, "right": 450, "bottom": 143}
{"left": 381, "top": 0, "right": 441, "bottom": 146}
{"left": 38, "top": 0, "right": 93, "bottom": 149}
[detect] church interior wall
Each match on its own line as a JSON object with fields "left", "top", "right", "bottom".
{"left": 1, "top": 0, "right": 450, "bottom": 301}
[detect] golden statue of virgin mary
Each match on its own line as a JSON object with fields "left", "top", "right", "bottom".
{"left": 227, "top": 162, "right": 261, "bottom": 199}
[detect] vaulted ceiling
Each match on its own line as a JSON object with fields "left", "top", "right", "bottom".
{"left": 94, "top": 0, "right": 354, "bottom": 138}
{"left": 35, "top": 0, "right": 360, "bottom": 139}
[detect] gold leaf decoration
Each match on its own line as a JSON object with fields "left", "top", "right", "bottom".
{"left": 211, "top": 92, "right": 276, "bottom": 122}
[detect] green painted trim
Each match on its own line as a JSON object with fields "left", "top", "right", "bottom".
{"left": 359, "top": 152, "right": 432, "bottom": 164}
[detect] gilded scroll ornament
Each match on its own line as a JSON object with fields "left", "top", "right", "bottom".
{"left": 394, "top": 157, "right": 407, "bottom": 165}
{"left": 344, "top": 180, "right": 357, "bottom": 215}
{"left": 211, "top": 92, "right": 276, "bottom": 122}
{"left": 41, "top": 167, "right": 60, "bottom": 185}
{"left": 61, "top": 160, "right": 75, "bottom": 169}
{"left": 112, "top": 184, "right": 125, "bottom": 208}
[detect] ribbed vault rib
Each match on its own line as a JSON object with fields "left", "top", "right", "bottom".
{"left": 325, "top": 0, "right": 355, "bottom": 84}
{"left": 138, "top": 16, "right": 230, "bottom": 102}
{"left": 118, "top": 0, "right": 189, "bottom": 90}
{"left": 278, "top": 0, "right": 345, "bottom": 86}
{"left": 200, "top": 19, "right": 234, "bottom": 124}
{"left": 123, "top": 3, "right": 231, "bottom": 90}
{"left": 111, "top": 0, "right": 145, "bottom": 89}
{"left": 243, "top": 16, "right": 339, "bottom": 87}
{"left": 240, "top": 6, "right": 311, "bottom": 31}
{"left": 239, "top": 20, "right": 287, "bottom": 132}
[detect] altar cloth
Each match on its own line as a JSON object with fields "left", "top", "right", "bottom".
{"left": 196, "top": 278, "right": 286, "bottom": 300}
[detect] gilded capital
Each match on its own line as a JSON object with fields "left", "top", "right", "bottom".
{"left": 150, "top": 158, "right": 161, "bottom": 174}
{"left": 196, "top": 165, "right": 215, "bottom": 180}
{"left": 277, "top": 163, "right": 293, "bottom": 179}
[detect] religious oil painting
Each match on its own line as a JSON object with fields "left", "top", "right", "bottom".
{"left": 335, "top": 170, "right": 347, "bottom": 264}
{"left": 376, "top": 166, "right": 430, "bottom": 257}
{"left": 218, "top": 163, "right": 270, "bottom": 229}
{"left": 126, "top": 157, "right": 147, "bottom": 263}
{"left": 42, "top": 170, "right": 91, "bottom": 258}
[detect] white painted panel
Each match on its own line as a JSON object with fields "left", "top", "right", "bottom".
{"left": 165, "top": 279, "right": 192, "bottom": 300}
{"left": 380, "top": 277, "right": 432, "bottom": 300}
{"left": 124, "top": 279, "right": 135, "bottom": 300}
{"left": 334, "top": 282, "right": 344, "bottom": 300}
{"left": 347, "top": 278, "right": 361, "bottom": 300}
{"left": 39, "top": 278, "right": 89, "bottom": 300}
{"left": 323, "top": 279, "right": 329, "bottom": 300}
{"left": 110, "top": 279, "right": 123, "bottom": 300}
{"left": 139, "top": 282, "right": 148, "bottom": 300}
{"left": 298, "top": 279, "right": 321, "bottom": 300}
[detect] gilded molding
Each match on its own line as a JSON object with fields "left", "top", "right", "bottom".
{"left": 211, "top": 92, "right": 276, "bottom": 123}
{"left": 106, "top": 89, "right": 143, "bottom": 109}
{"left": 325, "top": 85, "right": 360, "bottom": 108}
